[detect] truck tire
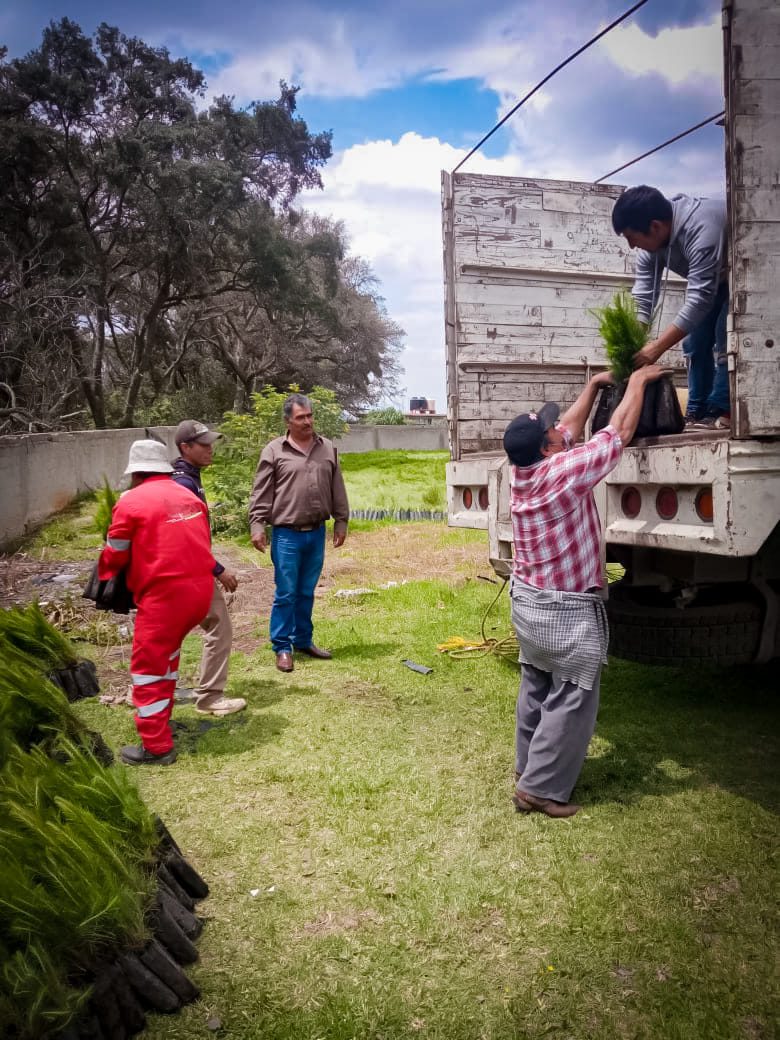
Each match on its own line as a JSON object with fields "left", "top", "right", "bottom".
{"left": 606, "top": 597, "right": 762, "bottom": 667}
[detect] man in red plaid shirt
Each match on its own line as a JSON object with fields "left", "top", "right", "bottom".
{"left": 505, "top": 364, "right": 671, "bottom": 818}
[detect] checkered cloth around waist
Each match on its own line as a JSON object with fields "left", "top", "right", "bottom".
{"left": 509, "top": 579, "right": 609, "bottom": 691}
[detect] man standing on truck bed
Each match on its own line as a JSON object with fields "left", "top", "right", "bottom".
{"left": 504, "top": 364, "right": 671, "bottom": 818}
{"left": 612, "top": 185, "right": 730, "bottom": 429}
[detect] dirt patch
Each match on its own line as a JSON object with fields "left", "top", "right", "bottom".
{"left": 0, "top": 553, "right": 92, "bottom": 610}
{"left": 321, "top": 524, "right": 486, "bottom": 589}
{"left": 1, "top": 526, "right": 487, "bottom": 666}
{"left": 299, "top": 908, "right": 384, "bottom": 938}
{"left": 219, "top": 549, "right": 275, "bottom": 654}
{"left": 219, "top": 526, "right": 487, "bottom": 654}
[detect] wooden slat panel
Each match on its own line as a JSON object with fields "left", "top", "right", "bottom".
{"left": 455, "top": 281, "right": 635, "bottom": 309}
{"left": 542, "top": 190, "right": 617, "bottom": 216}
{"left": 457, "top": 302, "right": 543, "bottom": 325}
{"left": 458, "top": 344, "right": 604, "bottom": 365}
{"left": 733, "top": 80, "right": 780, "bottom": 116}
{"left": 736, "top": 45, "right": 780, "bottom": 75}
{"left": 733, "top": 118, "right": 780, "bottom": 185}
{"left": 733, "top": 188, "right": 780, "bottom": 222}
{"left": 728, "top": 0, "right": 780, "bottom": 437}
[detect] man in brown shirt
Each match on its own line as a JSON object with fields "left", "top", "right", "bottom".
{"left": 249, "top": 393, "right": 349, "bottom": 672}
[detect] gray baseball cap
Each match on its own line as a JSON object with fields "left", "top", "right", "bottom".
{"left": 174, "top": 420, "right": 221, "bottom": 447}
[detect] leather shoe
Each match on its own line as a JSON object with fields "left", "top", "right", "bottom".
{"left": 276, "top": 651, "right": 294, "bottom": 672}
{"left": 294, "top": 644, "right": 332, "bottom": 660}
{"left": 512, "top": 789, "right": 581, "bottom": 818}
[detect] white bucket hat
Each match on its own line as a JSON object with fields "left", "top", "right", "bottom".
{"left": 124, "top": 439, "right": 173, "bottom": 476}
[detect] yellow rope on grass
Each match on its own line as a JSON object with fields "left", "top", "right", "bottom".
{"left": 437, "top": 564, "right": 624, "bottom": 660}
{"left": 436, "top": 578, "right": 519, "bottom": 659}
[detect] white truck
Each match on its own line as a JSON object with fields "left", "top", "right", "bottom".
{"left": 443, "top": 0, "right": 780, "bottom": 666}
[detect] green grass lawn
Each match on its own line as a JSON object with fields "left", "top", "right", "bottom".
{"left": 65, "top": 529, "right": 779, "bottom": 1040}
{"left": 339, "top": 451, "right": 448, "bottom": 512}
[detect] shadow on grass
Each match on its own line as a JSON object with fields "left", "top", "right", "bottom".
{"left": 328, "top": 641, "right": 399, "bottom": 661}
{"left": 168, "top": 677, "right": 321, "bottom": 758}
{"left": 170, "top": 707, "right": 290, "bottom": 758}
{"left": 577, "top": 659, "right": 779, "bottom": 813}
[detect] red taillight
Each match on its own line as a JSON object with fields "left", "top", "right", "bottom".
{"left": 656, "top": 487, "right": 678, "bottom": 520}
{"left": 462, "top": 487, "right": 473, "bottom": 509}
{"left": 478, "top": 486, "right": 489, "bottom": 510}
{"left": 621, "top": 487, "right": 641, "bottom": 518}
{"left": 695, "top": 488, "right": 714, "bottom": 522}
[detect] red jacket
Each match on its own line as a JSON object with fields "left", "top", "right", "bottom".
{"left": 99, "top": 476, "right": 216, "bottom": 600}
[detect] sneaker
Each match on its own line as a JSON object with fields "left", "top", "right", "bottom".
{"left": 683, "top": 411, "right": 703, "bottom": 427}
{"left": 120, "top": 744, "right": 177, "bottom": 766}
{"left": 692, "top": 411, "right": 731, "bottom": 430}
{"left": 195, "top": 696, "right": 247, "bottom": 716}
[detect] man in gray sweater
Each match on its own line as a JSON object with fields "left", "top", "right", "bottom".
{"left": 612, "top": 185, "right": 730, "bottom": 429}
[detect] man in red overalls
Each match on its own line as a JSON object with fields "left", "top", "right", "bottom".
{"left": 99, "top": 439, "right": 216, "bottom": 765}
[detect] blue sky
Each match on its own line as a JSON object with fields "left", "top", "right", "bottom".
{"left": 2, "top": 1, "right": 725, "bottom": 409}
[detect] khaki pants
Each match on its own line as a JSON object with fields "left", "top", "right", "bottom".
{"left": 195, "top": 579, "right": 233, "bottom": 708}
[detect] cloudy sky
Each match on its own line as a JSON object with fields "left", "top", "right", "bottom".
{"left": 3, "top": 1, "right": 725, "bottom": 409}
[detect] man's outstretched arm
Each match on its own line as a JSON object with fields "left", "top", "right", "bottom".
{"left": 558, "top": 371, "right": 615, "bottom": 442}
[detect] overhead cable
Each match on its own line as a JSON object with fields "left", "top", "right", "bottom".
{"left": 452, "top": 0, "right": 650, "bottom": 174}
{"left": 594, "top": 110, "right": 726, "bottom": 183}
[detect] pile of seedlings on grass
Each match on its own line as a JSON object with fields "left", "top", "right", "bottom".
{"left": 0, "top": 602, "right": 100, "bottom": 702}
{"left": 0, "top": 650, "right": 210, "bottom": 1039}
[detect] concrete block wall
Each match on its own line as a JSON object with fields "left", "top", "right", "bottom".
{"left": 338, "top": 424, "right": 447, "bottom": 454}
{"left": 0, "top": 424, "right": 448, "bottom": 549}
{"left": 0, "top": 426, "right": 176, "bottom": 549}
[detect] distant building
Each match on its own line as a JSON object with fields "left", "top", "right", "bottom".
{"left": 408, "top": 397, "right": 436, "bottom": 414}
{"left": 406, "top": 397, "right": 445, "bottom": 427}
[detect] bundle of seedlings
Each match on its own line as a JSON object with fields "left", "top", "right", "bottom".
{"left": 0, "top": 660, "right": 210, "bottom": 1039}
{"left": 591, "top": 291, "right": 684, "bottom": 438}
{"left": 92, "top": 480, "right": 119, "bottom": 542}
{"left": 0, "top": 602, "right": 99, "bottom": 702}
{"left": 0, "top": 645, "right": 111, "bottom": 766}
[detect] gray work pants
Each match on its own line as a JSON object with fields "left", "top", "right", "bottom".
{"left": 195, "top": 580, "right": 232, "bottom": 708}
{"left": 514, "top": 662, "right": 601, "bottom": 803}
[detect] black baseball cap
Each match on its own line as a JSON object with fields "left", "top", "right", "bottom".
{"left": 503, "top": 402, "right": 560, "bottom": 467}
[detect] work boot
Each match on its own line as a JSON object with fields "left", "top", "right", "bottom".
{"left": 195, "top": 696, "right": 247, "bottom": 717}
{"left": 512, "top": 789, "right": 581, "bottom": 818}
{"left": 120, "top": 744, "right": 177, "bottom": 766}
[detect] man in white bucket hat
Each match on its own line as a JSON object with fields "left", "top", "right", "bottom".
{"left": 99, "top": 439, "right": 217, "bottom": 765}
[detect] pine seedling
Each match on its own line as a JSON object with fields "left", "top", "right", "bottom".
{"left": 591, "top": 291, "right": 649, "bottom": 382}
{"left": 0, "top": 941, "right": 90, "bottom": 1039}
{"left": 0, "top": 642, "right": 90, "bottom": 762}
{"left": 0, "top": 603, "right": 77, "bottom": 671}
{"left": 92, "top": 479, "right": 118, "bottom": 541}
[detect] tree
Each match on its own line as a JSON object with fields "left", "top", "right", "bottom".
{"left": 361, "top": 407, "right": 406, "bottom": 425}
{"left": 0, "top": 21, "right": 404, "bottom": 431}
{"left": 204, "top": 385, "right": 348, "bottom": 535}
{"left": 0, "top": 21, "right": 332, "bottom": 428}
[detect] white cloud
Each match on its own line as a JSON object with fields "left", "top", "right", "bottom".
{"left": 302, "top": 133, "right": 522, "bottom": 404}
{"left": 599, "top": 14, "right": 722, "bottom": 87}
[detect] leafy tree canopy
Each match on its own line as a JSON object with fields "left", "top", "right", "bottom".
{"left": 0, "top": 21, "right": 402, "bottom": 433}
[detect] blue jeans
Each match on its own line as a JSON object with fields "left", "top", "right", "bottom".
{"left": 682, "top": 282, "right": 730, "bottom": 416}
{"left": 269, "top": 525, "right": 326, "bottom": 652}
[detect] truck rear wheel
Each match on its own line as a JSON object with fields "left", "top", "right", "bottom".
{"left": 606, "top": 595, "right": 763, "bottom": 667}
